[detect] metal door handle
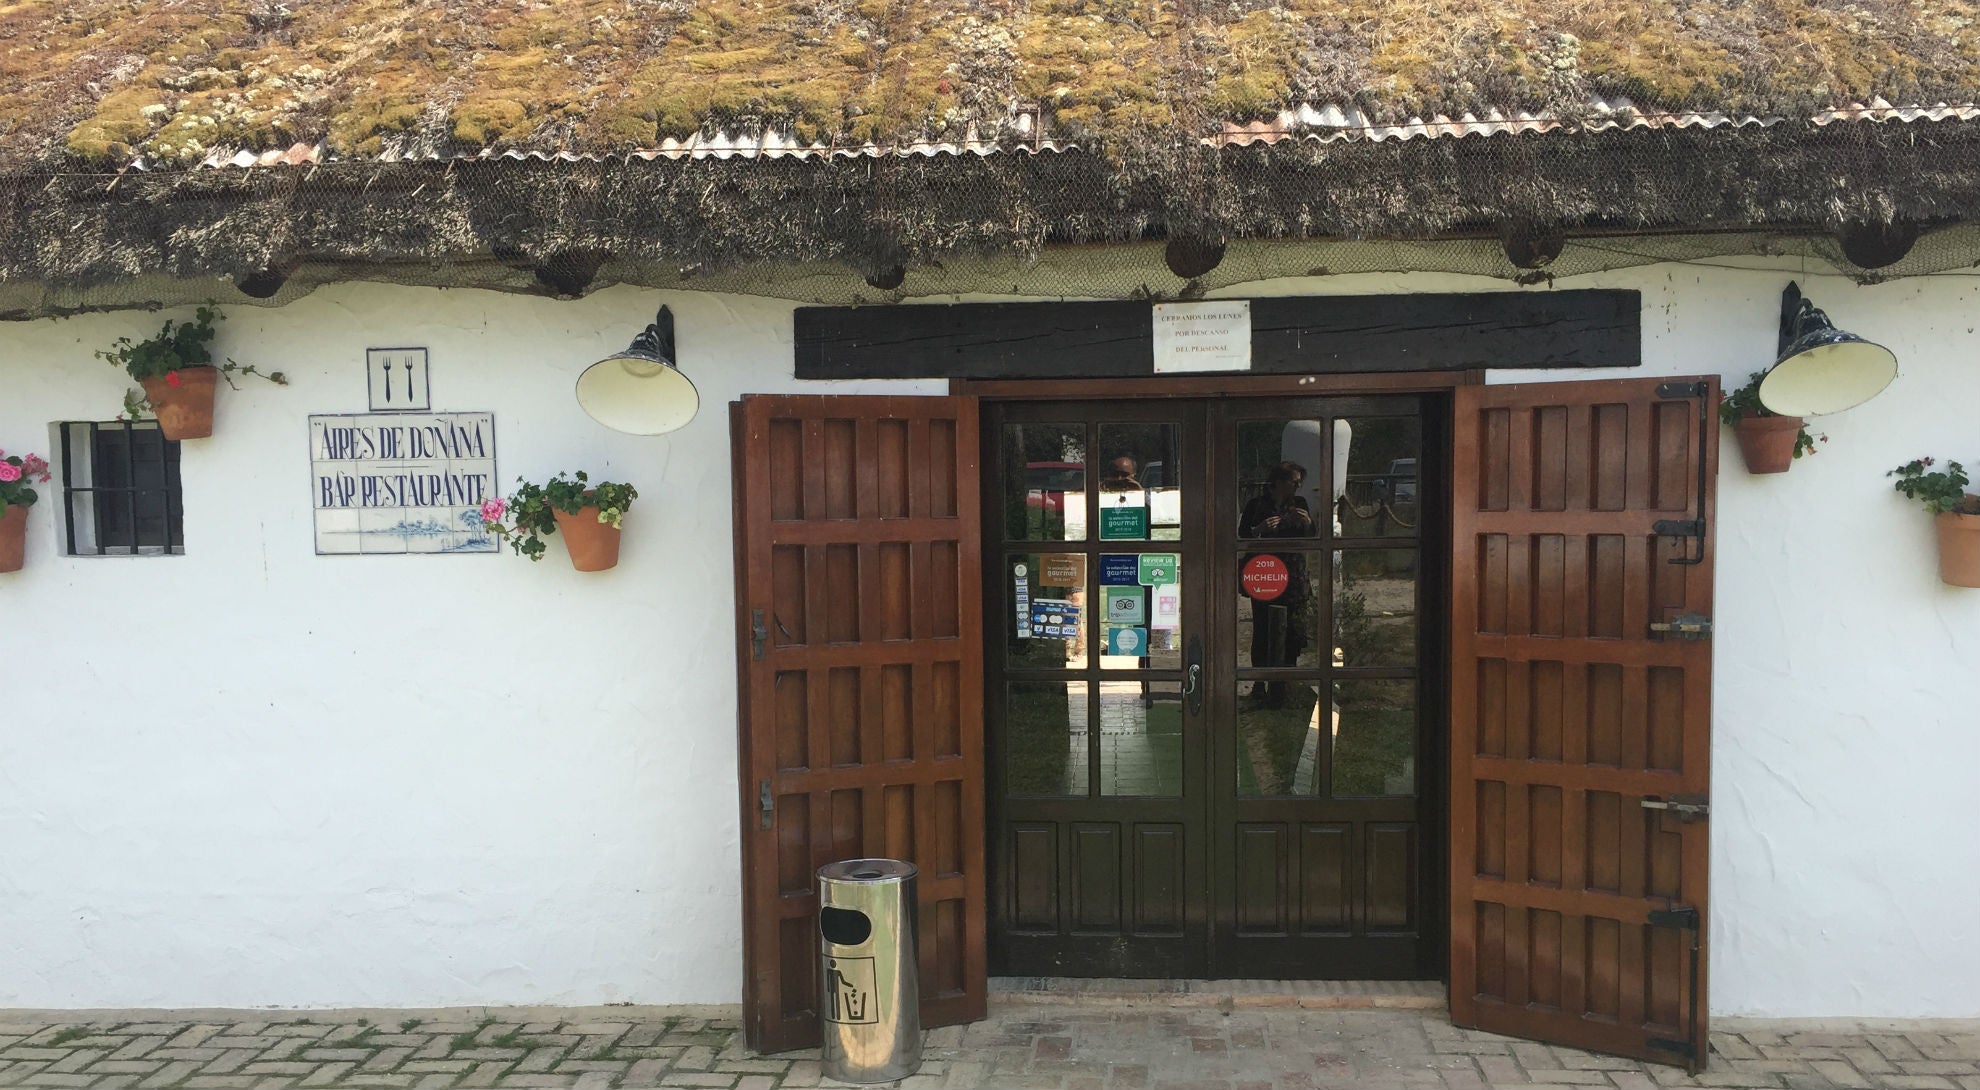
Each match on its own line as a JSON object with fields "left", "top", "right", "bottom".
{"left": 1184, "top": 636, "right": 1204, "bottom": 716}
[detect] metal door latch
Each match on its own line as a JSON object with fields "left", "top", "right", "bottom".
{"left": 1649, "top": 612, "right": 1713, "bottom": 640}
{"left": 751, "top": 610, "right": 769, "bottom": 660}
{"left": 759, "top": 780, "right": 775, "bottom": 830}
{"left": 1647, "top": 905, "right": 1701, "bottom": 929}
{"left": 1641, "top": 794, "right": 1710, "bottom": 821}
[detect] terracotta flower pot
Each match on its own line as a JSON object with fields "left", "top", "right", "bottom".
{"left": 1935, "top": 508, "right": 1980, "bottom": 588}
{"left": 1732, "top": 413, "right": 1804, "bottom": 474}
{"left": 553, "top": 505, "right": 623, "bottom": 572}
{"left": 139, "top": 367, "right": 219, "bottom": 440}
{"left": 0, "top": 504, "right": 26, "bottom": 574}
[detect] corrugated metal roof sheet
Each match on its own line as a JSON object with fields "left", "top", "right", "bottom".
{"left": 158, "top": 96, "right": 1980, "bottom": 173}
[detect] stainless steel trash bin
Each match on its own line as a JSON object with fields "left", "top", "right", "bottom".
{"left": 817, "top": 858, "right": 921, "bottom": 1084}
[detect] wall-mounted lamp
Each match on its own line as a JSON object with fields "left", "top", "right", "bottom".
{"left": 575, "top": 306, "right": 699, "bottom": 435}
{"left": 1758, "top": 281, "right": 1897, "bottom": 416}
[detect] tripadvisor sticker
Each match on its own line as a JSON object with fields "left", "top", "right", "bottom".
{"left": 1102, "top": 586, "right": 1147, "bottom": 625}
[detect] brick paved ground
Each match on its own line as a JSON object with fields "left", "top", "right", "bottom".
{"left": 1, "top": 1003, "right": 1974, "bottom": 1090}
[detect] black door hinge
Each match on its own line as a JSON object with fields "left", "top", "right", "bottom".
{"left": 1651, "top": 380, "right": 1711, "bottom": 566}
{"left": 1650, "top": 612, "right": 1713, "bottom": 640}
{"left": 1647, "top": 906, "right": 1701, "bottom": 930}
{"left": 1648, "top": 1037, "right": 1698, "bottom": 1059}
{"left": 1641, "top": 794, "right": 1711, "bottom": 822}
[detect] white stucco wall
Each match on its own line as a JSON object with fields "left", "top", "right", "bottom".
{"left": 1, "top": 264, "right": 1974, "bottom": 1018}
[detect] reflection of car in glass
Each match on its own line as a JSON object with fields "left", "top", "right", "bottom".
{"left": 1387, "top": 458, "right": 1417, "bottom": 503}
{"left": 1025, "top": 461, "right": 1085, "bottom": 511}
{"left": 1341, "top": 458, "right": 1419, "bottom": 513}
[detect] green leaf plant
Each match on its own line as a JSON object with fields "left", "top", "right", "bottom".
{"left": 1888, "top": 458, "right": 1980, "bottom": 516}
{"left": 1720, "top": 370, "right": 1823, "bottom": 459}
{"left": 480, "top": 471, "right": 638, "bottom": 561}
{"left": 96, "top": 306, "right": 288, "bottom": 419}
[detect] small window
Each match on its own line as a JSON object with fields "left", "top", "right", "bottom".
{"left": 58, "top": 421, "right": 184, "bottom": 556}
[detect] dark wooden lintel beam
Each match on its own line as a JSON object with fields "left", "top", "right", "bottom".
{"left": 793, "top": 291, "right": 1640, "bottom": 380}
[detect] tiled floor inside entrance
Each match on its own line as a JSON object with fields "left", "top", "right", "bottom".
{"left": 2, "top": 989, "right": 1975, "bottom": 1090}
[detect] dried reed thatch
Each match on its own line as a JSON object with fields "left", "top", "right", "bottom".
{"left": 4, "top": 0, "right": 1980, "bottom": 311}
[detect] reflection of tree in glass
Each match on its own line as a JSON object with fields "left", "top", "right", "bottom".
{"left": 1007, "top": 556, "right": 1083, "bottom": 666}
{"left": 1338, "top": 416, "right": 1422, "bottom": 538}
{"left": 1097, "top": 423, "right": 1177, "bottom": 487}
{"left": 1343, "top": 417, "right": 1419, "bottom": 476}
{"left": 1005, "top": 683, "right": 1079, "bottom": 796}
{"left": 1334, "top": 579, "right": 1410, "bottom": 667}
{"left": 1237, "top": 686, "right": 1321, "bottom": 796}
{"left": 1330, "top": 678, "right": 1416, "bottom": 796}
{"left": 1004, "top": 424, "right": 1086, "bottom": 540}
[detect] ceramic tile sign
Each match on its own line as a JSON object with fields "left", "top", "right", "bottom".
{"left": 1103, "top": 586, "right": 1146, "bottom": 626}
{"left": 1098, "top": 490, "right": 1149, "bottom": 540}
{"left": 1152, "top": 300, "right": 1251, "bottom": 374}
{"left": 1099, "top": 553, "right": 1140, "bottom": 586}
{"left": 310, "top": 412, "right": 498, "bottom": 555}
{"left": 367, "top": 348, "right": 431, "bottom": 412}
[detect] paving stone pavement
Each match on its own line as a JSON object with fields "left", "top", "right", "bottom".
{"left": 0, "top": 1006, "right": 1974, "bottom": 1090}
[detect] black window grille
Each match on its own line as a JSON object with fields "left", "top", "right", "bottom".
{"left": 59, "top": 421, "right": 184, "bottom": 555}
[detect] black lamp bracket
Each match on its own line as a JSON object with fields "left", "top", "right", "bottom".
{"left": 626, "top": 305, "right": 676, "bottom": 362}
{"left": 1778, "top": 281, "right": 1836, "bottom": 357}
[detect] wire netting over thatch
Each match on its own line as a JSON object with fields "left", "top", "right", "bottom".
{"left": 9, "top": 0, "right": 1980, "bottom": 169}
{"left": 4, "top": 116, "right": 1980, "bottom": 317}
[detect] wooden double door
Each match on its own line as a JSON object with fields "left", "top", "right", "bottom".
{"left": 733, "top": 378, "right": 1716, "bottom": 1069}
{"left": 984, "top": 396, "right": 1446, "bottom": 979}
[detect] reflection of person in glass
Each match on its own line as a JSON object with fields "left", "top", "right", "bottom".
{"left": 1240, "top": 461, "right": 1311, "bottom": 704}
{"left": 1100, "top": 455, "right": 1142, "bottom": 491}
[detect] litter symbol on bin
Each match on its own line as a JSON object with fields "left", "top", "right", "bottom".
{"left": 824, "top": 956, "right": 879, "bottom": 1025}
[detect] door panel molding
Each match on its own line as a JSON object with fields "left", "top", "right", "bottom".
{"left": 733, "top": 395, "right": 987, "bottom": 1053}
{"left": 985, "top": 396, "right": 1447, "bottom": 981}
{"left": 1448, "top": 378, "right": 1716, "bottom": 1070}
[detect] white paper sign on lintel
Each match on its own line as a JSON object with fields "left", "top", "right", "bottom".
{"left": 1152, "top": 300, "right": 1252, "bottom": 373}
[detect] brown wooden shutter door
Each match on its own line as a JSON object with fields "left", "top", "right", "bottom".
{"left": 1449, "top": 377, "right": 1717, "bottom": 1070}
{"left": 732, "top": 395, "right": 987, "bottom": 1054}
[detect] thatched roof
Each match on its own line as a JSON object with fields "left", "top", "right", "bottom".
{"left": 7, "top": 1, "right": 1980, "bottom": 168}
{"left": 5, "top": 2, "right": 1980, "bottom": 312}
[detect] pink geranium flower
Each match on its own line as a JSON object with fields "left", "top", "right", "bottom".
{"left": 166, "top": 370, "right": 183, "bottom": 387}
{"left": 480, "top": 497, "right": 506, "bottom": 522}
{"left": 0, "top": 462, "right": 20, "bottom": 483}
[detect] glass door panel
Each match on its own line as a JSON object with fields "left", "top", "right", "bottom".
{"left": 1211, "top": 397, "right": 1439, "bottom": 980}
{"left": 988, "top": 394, "right": 1442, "bottom": 981}
{"left": 988, "top": 402, "right": 1209, "bottom": 979}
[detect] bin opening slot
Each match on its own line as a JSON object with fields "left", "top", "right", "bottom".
{"left": 819, "top": 906, "right": 872, "bottom": 946}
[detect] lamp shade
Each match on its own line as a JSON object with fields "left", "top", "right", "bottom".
{"left": 575, "top": 306, "right": 699, "bottom": 435}
{"left": 1758, "top": 283, "right": 1897, "bottom": 417}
